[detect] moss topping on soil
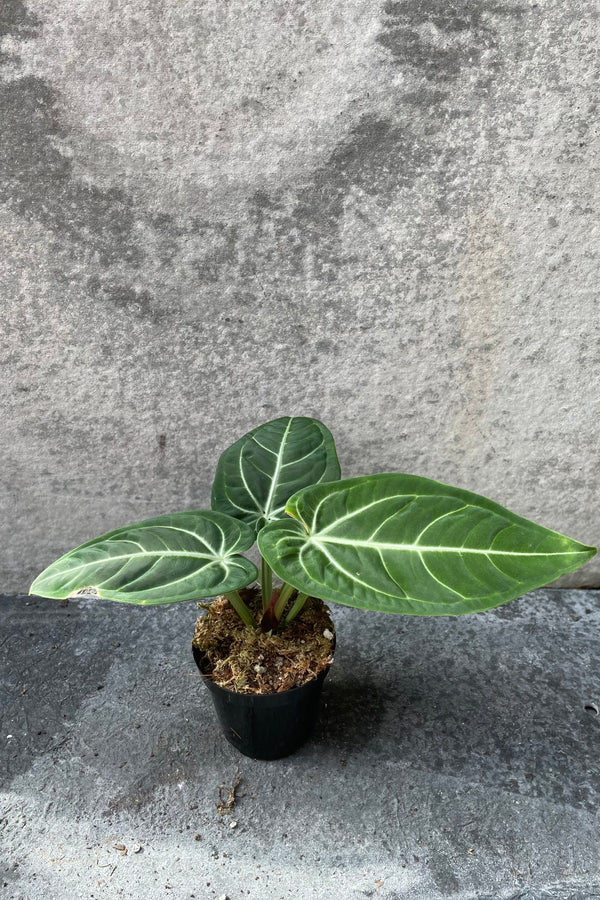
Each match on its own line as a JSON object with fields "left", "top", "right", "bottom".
{"left": 192, "top": 591, "right": 335, "bottom": 694}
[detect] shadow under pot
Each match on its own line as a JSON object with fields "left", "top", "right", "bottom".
{"left": 192, "top": 644, "right": 333, "bottom": 760}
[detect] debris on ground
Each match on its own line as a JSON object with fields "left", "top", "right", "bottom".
{"left": 217, "top": 775, "right": 242, "bottom": 815}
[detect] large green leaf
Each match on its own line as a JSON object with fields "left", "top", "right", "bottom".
{"left": 30, "top": 511, "right": 258, "bottom": 605}
{"left": 257, "top": 474, "right": 596, "bottom": 615}
{"left": 211, "top": 416, "right": 340, "bottom": 533}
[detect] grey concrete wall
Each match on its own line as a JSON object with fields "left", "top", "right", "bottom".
{"left": 2, "top": 0, "right": 599, "bottom": 592}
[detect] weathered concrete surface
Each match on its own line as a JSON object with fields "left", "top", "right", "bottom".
{"left": 1, "top": 0, "right": 599, "bottom": 591}
{"left": 2, "top": 589, "right": 600, "bottom": 899}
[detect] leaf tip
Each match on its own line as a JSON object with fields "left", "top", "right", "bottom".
{"left": 29, "top": 574, "right": 49, "bottom": 598}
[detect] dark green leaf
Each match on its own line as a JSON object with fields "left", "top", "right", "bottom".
{"left": 257, "top": 474, "right": 596, "bottom": 615}
{"left": 30, "top": 511, "right": 258, "bottom": 605}
{"left": 211, "top": 416, "right": 340, "bottom": 533}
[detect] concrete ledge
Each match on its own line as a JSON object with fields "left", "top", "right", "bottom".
{"left": 2, "top": 589, "right": 600, "bottom": 899}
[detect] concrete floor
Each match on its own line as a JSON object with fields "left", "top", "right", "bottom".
{"left": 2, "top": 589, "right": 600, "bottom": 900}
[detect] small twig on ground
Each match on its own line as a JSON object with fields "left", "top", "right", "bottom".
{"left": 217, "top": 775, "right": 242, "bottom": 815}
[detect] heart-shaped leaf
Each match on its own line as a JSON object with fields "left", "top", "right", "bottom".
{"left": 258, "top": 474, "right": 596, "bottom": 615}
{"left": 211, "top": 416, "right": 340, "bottom": 533}
{"left": 30, "top": 511, "right": 258, "bottom": 605}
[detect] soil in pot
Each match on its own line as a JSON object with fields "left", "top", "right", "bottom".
{"left": 192, "top": 590, "right": 335, "bottom": 694}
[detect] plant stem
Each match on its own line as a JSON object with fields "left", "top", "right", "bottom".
{"left": 261, "top": 558, "right": 272, "bottom": 610}
{"left": 225, "top": 591, "right": 256, "bottom": 629}
{"left": 283, "top": 592, "right": 309, "bottom": 625}
{"left": 274, "top": 581, "right": 296, "bottom": 621}
{"left": 260, "top": 588, "right": 279, "bottom": 633}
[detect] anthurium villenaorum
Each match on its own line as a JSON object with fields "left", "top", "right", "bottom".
{"left": 31, "top": 416, "right": 596, "bottom": 629}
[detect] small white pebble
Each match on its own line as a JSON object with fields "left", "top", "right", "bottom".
{"left": 323, "top": 629, "right": 334, "bottom": 641}
{"left": 219, "top": 894, "right": 228, "bottom": 900}
{"left": 132, "top": 843, "right": 141, "bottom": 853}
{"left": 254, "top": 664, "right": 266, "bottom": 674}
{"left": 229, "top": 821, "right": 237, "bottom": 829}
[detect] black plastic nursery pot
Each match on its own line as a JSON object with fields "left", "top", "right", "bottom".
{"left": 192, "top": 644, "right": 333, "bottom": 760}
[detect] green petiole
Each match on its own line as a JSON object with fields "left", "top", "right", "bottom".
{"left": 284, "top": 592, "right": 309, "bottom": 626}
{"left": 274, "top": 581, "right": 296, "bottom": 621}
{"left": 225, "top": 590, "right": 256, "bottom": 629}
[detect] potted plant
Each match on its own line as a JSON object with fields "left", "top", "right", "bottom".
{"left": 30, "top": 416, "right": 596, "bottom": 759}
